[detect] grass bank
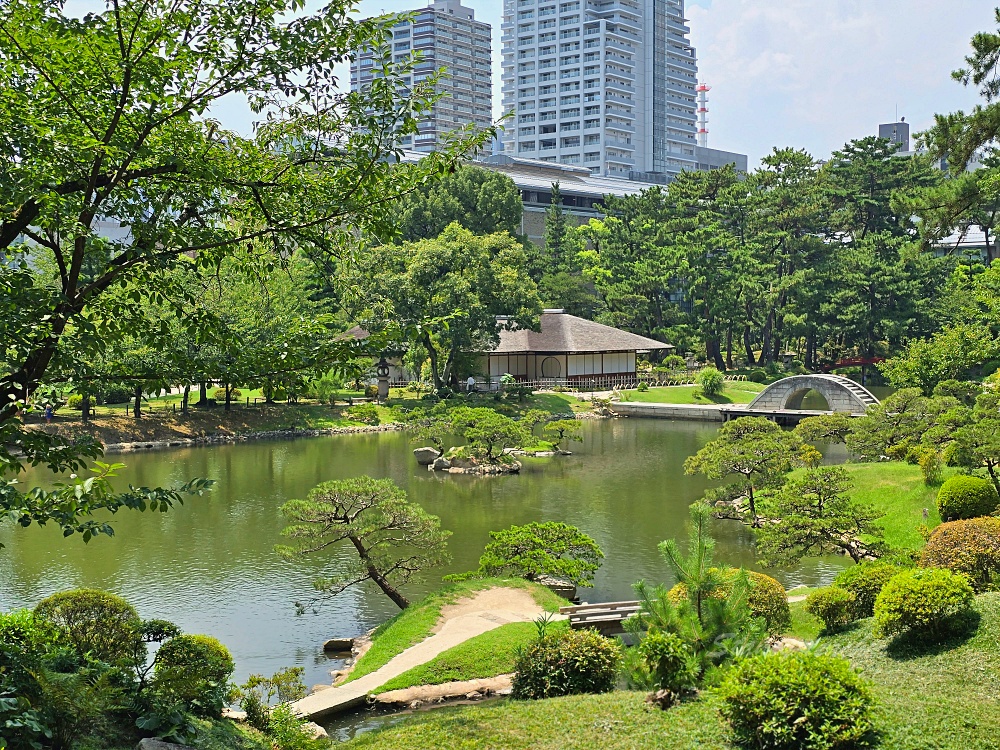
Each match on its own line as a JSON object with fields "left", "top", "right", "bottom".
{"left": 374, "top": 620, "right": 570, "bottom": 694}
{"left": 344, "top": 594, "right": 1000, "bottom": 750}
{"left": 621, "top": 382, "right": 765, "bottom": 406}
{"left": 344, "top": 579, "right": 568, "bottom": 684}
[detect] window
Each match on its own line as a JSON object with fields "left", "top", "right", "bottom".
{"left": 519, "top": 141, "right": 536, "bottom": 152}
{"left": 584, "top": 132, "right": 601, "bottom": 143}
{"left": 560, "top": 122, "right": 580, "bottom": 132}
{"left": 539, "top": 124, "right": 556, "bottom": 133}
{"left": 520, "top": 126, "right": 536, "bottom": 135}
{"left": 518, "top": 113, "right": 536, "bottom": 122}
{"left": 539, "top": 84, "right": 555, "bottom": 94}
{"left": 560, "top": 107, "right": 580, "bottom": 117}
{"left": 560, "top": 94, "right": 580, "bottom": 104}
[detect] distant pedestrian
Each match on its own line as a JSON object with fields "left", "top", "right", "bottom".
{"left": 467, "top": 375, "right": 477, "bottom": 393}
{"left": 44, "top": 404, "right": 53, "bottom": 424}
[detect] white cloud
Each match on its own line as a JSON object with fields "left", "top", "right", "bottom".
{"left": 688, "top": 0, "right": 989, "bottom": 165}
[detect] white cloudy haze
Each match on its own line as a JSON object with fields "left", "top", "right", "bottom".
{"left": 70, "top": 0, "right": 994, "bottom": 166}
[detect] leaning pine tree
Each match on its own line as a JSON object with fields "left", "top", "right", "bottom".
{"left": 276, "top": 476, "right": 451, "bottom": 609}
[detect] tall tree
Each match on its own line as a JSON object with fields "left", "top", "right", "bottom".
{"left": 0, "top": 0, "right": 491, "bottom": 535}
{"left": 346, "top": 224, "right": 540, "bottom": 389}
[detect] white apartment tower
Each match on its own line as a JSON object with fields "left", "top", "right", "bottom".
{"left": 501, "top": 0, "right": 699, "bottom": 179}
{"left": 350, "top": 0, "right": 493, "bottom": 152}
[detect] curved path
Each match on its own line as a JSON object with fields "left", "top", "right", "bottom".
{"left": 290, "top": 588, "right": 553, "bottom": 720}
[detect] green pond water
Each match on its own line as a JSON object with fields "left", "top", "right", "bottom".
{"left": 0, "top": 418, "right": 848, "bottom": 690}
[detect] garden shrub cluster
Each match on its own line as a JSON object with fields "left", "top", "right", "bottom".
{"left": 936, "top": 475, "right": 1000, "bottom": 521}
{"left": 873, "top": 567, "right": 975, "bottom": 641}
{"left": 66, "top": 393, "right": 84, "bottom": 410}
{"left": 212, "top": 387, "right": 242, "bottom": 401}
{"left": 153, "top": 634, "right": 235, "bottom": 718}
{"left": 719, "top": 651, "right": 877, "bottom": 750}
{"left": 805, "top": 587, "right": 857, "bottom": 633}
{"left": 347, "top": 403, "right": 380, "bottom": 425}
{"left": 918, "top": 516, "right": 1000, "bottom": 591}
{"left": 33, "top": 589, "right": 141, "bottom": 664}
{"left": 833, "top": 560, "right": 908, "bottom": 618}
{"left": 696, "top": 367, "right": 725, "bottom": 397}
{"left": 511, "top": 628, "right": 621, "bottom": 700}
{"left": 637, "top": 631, "right": 698, "bottom": 693}
{"left": 668, "top": 568, "right": 790, "bottom": 635}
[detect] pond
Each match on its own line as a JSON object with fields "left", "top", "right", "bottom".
{"left": 0, "top": 418, "right": 848, "bottom": 689}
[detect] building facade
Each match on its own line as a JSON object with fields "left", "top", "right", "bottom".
{"left": 501, "top": 0, "right": 699, "bottom": 180}
{"left": 350, "top": 0, "right": 493, "bottom": 153}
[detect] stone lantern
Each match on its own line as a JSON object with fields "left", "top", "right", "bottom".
{"left": 376, "top": 356, "right": 390, "bottom": 402}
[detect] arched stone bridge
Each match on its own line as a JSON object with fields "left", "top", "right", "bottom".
{"left": 747, "top": 374, "right": 880, "bottom": 414}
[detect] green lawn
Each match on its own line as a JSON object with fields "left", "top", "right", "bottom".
{"left": 621, "top": 382, "right": 765, "bottom": 406}
{"left": 374, "top": 620, "right": 569, "bottom": 694}
{"left": 343, "top": 594, "right": 1000, "bottom": 750}
{"left": 344, "top": 579, "right": 568, "bottom": 684}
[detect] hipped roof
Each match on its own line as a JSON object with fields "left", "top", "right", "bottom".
{"left": 492, "top": 310, "right": 673, "bottom": 354}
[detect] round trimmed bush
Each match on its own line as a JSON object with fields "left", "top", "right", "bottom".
{"left": 153, "top": 634, "right": 235, "bottom": 717}
{"left": 719, "top": 651, "right": 877, "bottom": 750}
{"left": 212, "top": 387, "right": 242, "bottom": 401}
{"left": 347, "top": 403, "right": 380, "bottom": 425}
{"left": 873, "top": 568, "right": 975, "bottom": 641}
{"left": 748, "top": 368, "right": 768, "bottom": 383}
{"left": 936, "top": 476, "right": 999, "bottom": 521}
{"left": 805, "top": 587, "right": 857, "bottom": 633}
{"left": 512, "top": 628, "right": 621, "bottom": 700}
{"left": 918, "top": 516, "right": 1000, "bottom": 591}
{"left": 833, "top": 561, "right": 907, "bottom": 618}
{"left": 669, "top": 568, "right": 791, "bottom": 635}
{"left": 638, "top": 631, "right": 699, "bottom": 693}
{"left": 33, "top": 588, "right": 141, "bottom": 664}
{"left": 66, "top": 394, "right": 84, "bottom": 410}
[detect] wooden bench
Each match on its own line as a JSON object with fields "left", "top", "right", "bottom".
{"left": 559, "top": 600, "right": 642, "bottom": 634}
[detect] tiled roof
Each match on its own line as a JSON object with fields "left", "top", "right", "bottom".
{"left": 493, "top": 310, "right": 672, "bottom": 354}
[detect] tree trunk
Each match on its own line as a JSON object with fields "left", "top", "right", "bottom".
{"left": 743, "top": 324, "right": 757, "bottom": 367}
{"left": 707, "top": 336, "right": 725, "bottom": 371}
{"left": 224, "top": 383, "right": 232, "bottom": 412}
{"left": 81, "top": 393, "right": 91, "bottom": 424}
{"left": 725, "top": 325, "right": 734, "bottom": 370}
{"left": 423, "top": 332, "right": 443, "bottom": 390}
{"left": 133, "top": 385, "right": 142, "bottom": 418}
{"left": 760, "top": 311, "right": 775, "bottom": 365}
{"left": 349, "top": 535, "right": 410, "bottom": 609}
{"left": 197, "top": 381, "right": 209, "bottom": 407}
{"left": 181, "top": 384, "right": 190, "bottom": 415}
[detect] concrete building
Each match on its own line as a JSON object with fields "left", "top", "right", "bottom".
{"left": 501, "top": 0, "right": 700, "bottom": 181}
{"left": 350, "top": 0, "right": 493, "bottom": 152}
{"left": 879, "top": 120, "right": 910, "bottom": 153}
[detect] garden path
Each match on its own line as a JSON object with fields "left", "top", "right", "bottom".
{"left": 290, "top": 588, "right": 554, "bottom": 720}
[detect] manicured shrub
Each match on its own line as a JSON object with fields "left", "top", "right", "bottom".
{"left": 918, "top": 516, "right": 1000, "bottom": 591}
{"left": 833, "top": 560, "right": 907, "bottom": 618}
{"left": 873, "top": 568, "right": 975, "bottom": 641}
{"left": 347, "top": 402, "right": 380, "bottom": 425}
{"left": 669, "top": 568, "right": 791, "bottom": 635}
{"left": 936, "top": 475, "right": 999, "bottom": 521}
{"left": 212, "top": 387, "right": 242, "bottom": 401}
{"left": 511, "top": 628, "right": 621, "bottom": 700}
{"left": 153, "top": 634, "right": 235, "bottom": 717}
{"left": 638, "top": 631, "right": 699, "bottom": 693}
{"left": 748, "top": 368, "right": 768, "bottom": 383}
{"left": 364, "top": 384, "right": 379, "bottom": 399}
{"left": 33, "top": 589, "right": 141, "bottom": 664}
{"left": 637, "top": 381, "right": 649, "bottom": 392}
{"left": 697, "top": 366, "right": 725, "bottom": 397}
{"left": 719, "top": 651, "right": 877, "bottom": 750}
{"left": 805, "top": 588, "right": 857, "bottom": 633}
{"left": 66, "top": 394, "right": 84, "bottom": 410}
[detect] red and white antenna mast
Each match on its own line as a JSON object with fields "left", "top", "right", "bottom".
{"left": 696, "top": 83, "right": 710, "bottom": 148}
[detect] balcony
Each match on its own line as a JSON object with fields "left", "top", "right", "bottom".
{"left": 605, "top": 79, "right": 635, "bottom": 93}
{"left": 605, "top": 153, "right": 635, "bottom": 165}
{"left": 606, "top": 138, "right": 634, "bottom": 150}
{"left": 605, "top": 92, "right": 633, "bottom": 105}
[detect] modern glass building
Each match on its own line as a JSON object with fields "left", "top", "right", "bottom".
{"left": 350, "top": 0, "right": 493, "bottom": 152}
{"left": 501, "top": 0, "right": 699, "bottom": 180}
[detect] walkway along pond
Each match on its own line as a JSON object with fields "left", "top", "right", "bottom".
{"left": 0, "top": 418, "right": 849, "bottom": 688}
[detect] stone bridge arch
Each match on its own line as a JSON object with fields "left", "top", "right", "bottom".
{"left": 747, "top": 375, "right": 879, "bottom": 414}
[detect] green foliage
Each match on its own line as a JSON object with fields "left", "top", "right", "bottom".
{"left": 153, "top": 634, "right": 234, "bottom": 718}
{"left": 846, "top": 388, "right": 956, "bottom": 462}
{"left": 719, "top": 651, "right": 877, "bottom": 750}
{"left": 667, "top": 569, "right": 791, "bottom": 636}
{"left": 755, "top": 467, "right": 884, "bottom": 565}
{"left": 265, "top": 704, "right": 330, "bottom": 750}
{"left": 833, "top": 561, "right": 908, "bottom": 618}
{"left": 541, "top": 419, "right": 582, "bottom": 450}
{"left": 637, "top": 631, "right": 700, "bottom": 693}
{"left": 917, "top": 447, "right": 944, "bottom": 486}
{"left": 696, "top": 367, "right": 725, "bottom": 397}
{"left": 0, "top": 610, "right": 58, "bottom": 750}
{"left": 449, "top": 521, "right": 604, "bottom": 587}
{"left": 919, "top": 516, "right": 1000, "bottom": 591}
{"left": 684, "top": 417, "right": 801, "bottom": 524}
{"left": 747, "top": 369, "right": 768, "bottom": 383}
{"left": 212, "top": 387, "right": 242, "bottom": 402}
{"left": 277, "top": 476, "right": 452, "bottom": 609}
{"left": 346, "top": 403, "right": 380, "bottom": 426}
{"left": 511, "top": 628, "right": 621, "bottom": 701}
{"left": 878, "top": 324, "right": 997, "bottom": 395}
{"left": 236, "top": 667, "right": 308, "bottom": 734}
{"left": 793, "top": 413, "right": 854, "bottom": 444}
{"left": 873, "top": 568, "right": 975, "bottom": 640}
{"left": 33, "top": 589, "right": 141, "bottom": 665}
{"left": 66, "top": 394, "right": 84, "bottom": 410}
{"left": 936, "top": 475, "right": 1000, "bottom": 521}
{"left": 805, "top": 588, "right": 858, "bottom": 633}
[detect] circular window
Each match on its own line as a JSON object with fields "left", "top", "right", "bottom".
{"left": 540, "top": 357, "right": 562, "bottom": 378}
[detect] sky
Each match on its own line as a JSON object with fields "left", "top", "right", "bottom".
{"left": 307, "top": 0, "right": 991, "bottom": 167}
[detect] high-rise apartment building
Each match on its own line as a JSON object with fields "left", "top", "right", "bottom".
{"left": 350, "top": 0, "right": 493, "bottom": 153}
{"left": 501, "top": 0, "right": 699, "bottom": 179}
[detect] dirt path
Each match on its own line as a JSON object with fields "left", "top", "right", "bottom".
{"left": 290, "top": 587, "right": 554, "bottom": 720}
